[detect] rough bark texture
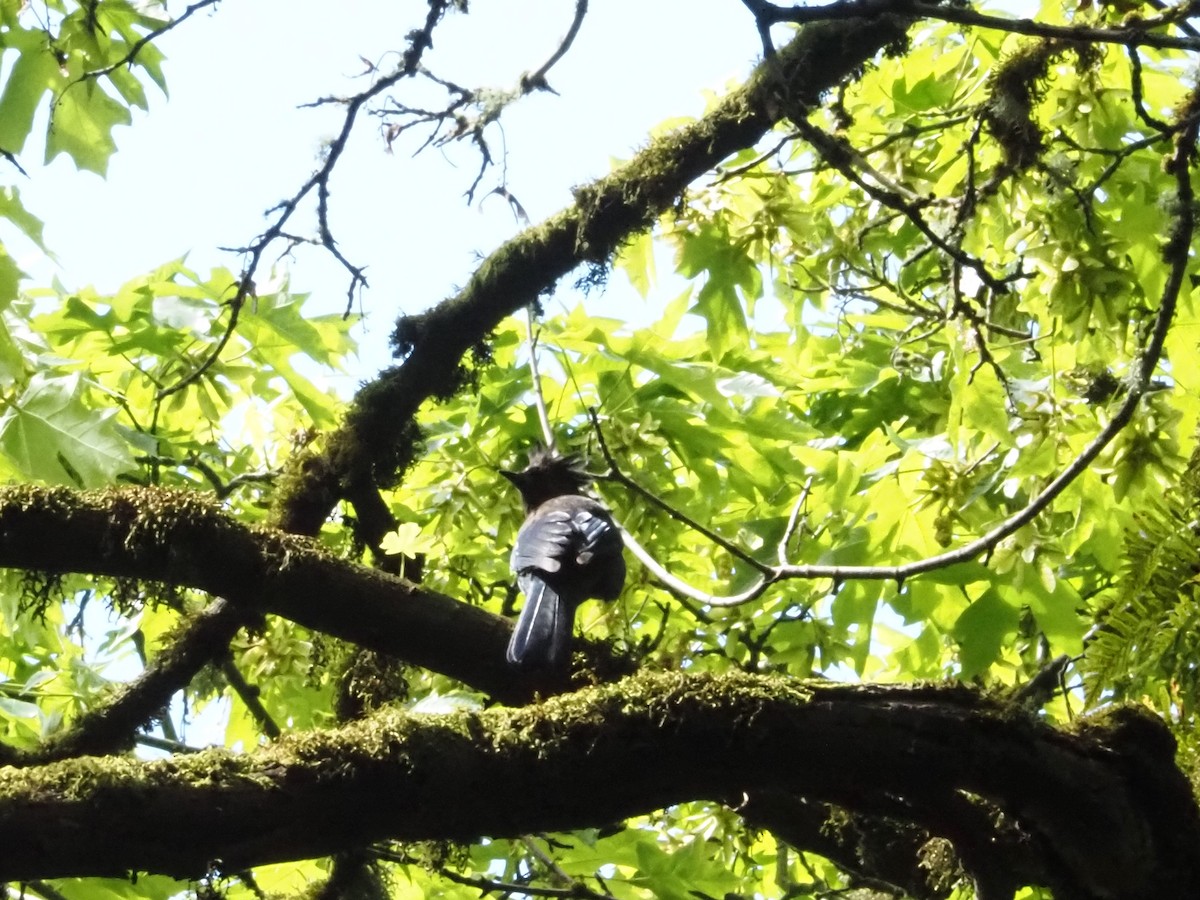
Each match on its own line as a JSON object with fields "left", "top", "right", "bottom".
{"left": 0, "top": 486, "right": 529, "bottom": 702}
{"left": 0, "top": 672, "right": 1195, "bottom": 899}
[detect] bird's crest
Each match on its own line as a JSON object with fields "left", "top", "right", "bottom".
{"left": 524, "top": 446, "right": 592, "bottom": 483}
{"left": 502, "top": 447, "right": 595, "bottom": 508}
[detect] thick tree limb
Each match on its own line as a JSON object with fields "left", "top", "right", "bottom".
{"left": 743, "top": 0, "right": 1200, "bottom": 49}
{"left": 741, "top": 794, "right": 961, "bottom": 898}
{"left": 0, "top": 672, "right": 1195, "bottom": 899}
{"left": 276, "top": 10, "right": 915, "bottom": 536}
{"left": 0, "top": 486, "right": 537, "bottom": 704}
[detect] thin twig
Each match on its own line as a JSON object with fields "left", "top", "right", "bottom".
{"left": 521, "top": 836, "right": 574, "bottom": 886}
{"left": 794, "top": 118, "right": 1011, "bottom": 293}
{"left": 522, "top": 0, "right": 589, "bottom": 91}
{"left": 1, "top": 148, "right": 28, "bottom": 177}
{"left": 527, "top": 310, "right": 556, "bottom": 449}
{"left": 155, "top": 286, "right": 245, "bottom": 401}
{"left": 778, "top": 478, "right": 813, "bottom": 565}
{"left": 617, "top": 520, "right": 772, "bottom": 606}
{"left": 741, "top": 0, "right": 780, "bottom": 57}
{"left": 219, "top": 654, "right": 281, "bottom": 740}
{"left": 61, "top": 0, "right": 220, "bottom": 89}
{"left": 589, "top": 409, "right": 774, "bottom": 576}
{"left": 437, "top": 865, "right": 616, "bottom": 900}
{"left": 1127, "top": 46, "right": 1173, "bottom": 134}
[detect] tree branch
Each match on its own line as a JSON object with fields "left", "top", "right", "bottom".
{"left": 576, "top": 95, "right": 1200, "bottom": 603}
{"left": 750, "top": 0, "right": 1200, "bottom": 51}
{"left": 0, "top": 486, "right": 540, "bottom": 704}
{"left": 19, "top": 598, "right": 252, "bottom": 765}
{"left": 0, "top": 672, "right": 1195, "bottom": 898}
{"left": 276, "top": 8, "right": 915, "bottom": 536}
{"left": 63, "top": 0, "right": 220, "bottom": 87}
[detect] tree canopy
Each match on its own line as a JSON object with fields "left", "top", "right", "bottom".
{"left": 1, "top": 1, "right": 1199, "bottom": 898}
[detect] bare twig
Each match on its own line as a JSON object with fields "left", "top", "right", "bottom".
{"left": 615, "top": 520, "right": 774, "bottom": 609}
{"left": 61, "top": 0, "right": 220, "bottom": 89}
{"left": 213, "top": 0, "right": 456, "bottom": 335}
{"left": 741, "top": 0, "right": 780, "bottom": 57}
{"left": 521, "top": 0, "right": 589, "bottom": 92}
{"left": 527, "top": 310, "right": 556, "bottom": 449}
{"left": 1, "top": 148, "right": 28, "bottom": 177}
{"left": 377, "top": 0, "right": 590, "bottom": 204}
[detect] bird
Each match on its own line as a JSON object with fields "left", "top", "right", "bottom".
{"left": 501, "top": 448, "right": 625, "bottom": 670}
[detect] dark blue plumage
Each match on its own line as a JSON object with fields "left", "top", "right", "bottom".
{"left": 502, "top": 451, "right": 625, "bottom": 670}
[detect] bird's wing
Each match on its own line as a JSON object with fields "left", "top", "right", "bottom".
{"left": 572, "top": 504, "right": 626, "bottom": 600}
{"left": 505, "top": 496, "right": 627, "bottom": 669}
{"left": 572, "top": 505, "right": 622, "bottom": 565}
{"left": 510, "top": 508, "right": 575, "bottom": 574}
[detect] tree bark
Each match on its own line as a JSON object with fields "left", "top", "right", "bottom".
{"left": 0, "top": 486, "right": 526, "bottom": 702}
{"left": 0, "top": 672, "right": 1195, "bottom": 899}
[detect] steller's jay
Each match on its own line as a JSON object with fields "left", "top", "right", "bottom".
{"left": 501, "top": 449, "right": 625, "bottom": 669}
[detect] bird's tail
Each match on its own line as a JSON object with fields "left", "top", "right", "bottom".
{"left": 507, "top": 575, "right": 573, "bottom": 669}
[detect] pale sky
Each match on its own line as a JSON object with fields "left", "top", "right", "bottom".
{"left": 15, "top": 0, "right": 763, "bottom": 373}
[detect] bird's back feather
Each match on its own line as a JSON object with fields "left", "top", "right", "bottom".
{"left": 506, "top": 493, "right": 625, "bottom": 669}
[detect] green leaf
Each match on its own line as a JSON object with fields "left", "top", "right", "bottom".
{"left": 676, "top": 224, "right": 758, "bottom": 359}
{"left": 952, "top": 588, "right": 1019, "bottom": 678}
{"left": 0, "top": 373, "right": 135, "bottom": 486}
{"left": 0, "top": 29, "right": 60, "bottom": 154}
{"left": 46, "top": 80, "right": 132, "bottom": 175}
{"left": 615, "top": 230, "right": 657, "bottom": 298}
{"left": 381, "top": 522, "right": 437, "bottom": 559}
{"left": 0, "top": 186, "right": 49, "bottom": 251}
{"left": 0, "top": 244, "right": 24, "bottom": 307}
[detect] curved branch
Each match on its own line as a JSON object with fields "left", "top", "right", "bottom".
{"left": 755, "top": 0, "right": 1200, "bottom": 50}
{"left": 278, "top": 9, "right": 916, "bottom": 535}
{"left": 155, "top": 287, "right": 244, "bottom": 402}
{"left": 582, "top": 102, "right": 1199, "bottom": 605}
{"left": 0, "top": 672, "right": 1195, "bottom": 898}
{"left": 21, "top": 598, "right": 252, "bottom": 765}
{"left": 590, "top": 408, "right": 772, "bottom": 576}
{"left": 764, "top": 92, "right": 1197, "bottom": 587}
{"left": 522, "top": 0, "right": 589, "bottom": 92}
{"left": 0, "top": 486, "right": 536, "bottom": 704}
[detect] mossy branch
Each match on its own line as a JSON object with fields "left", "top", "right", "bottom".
{"left": 0, "top": 671, "right": 1195, "bottom": 898}
{"left": 0, "top": 486, "right": 532, "bottom": 703}
{"left": 276, "top": 11, "right": 915, "bottom": 535}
